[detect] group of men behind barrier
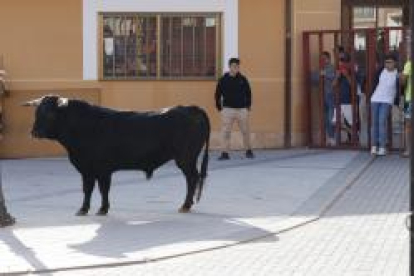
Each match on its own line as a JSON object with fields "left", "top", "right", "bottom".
{"left": 315, "top": 36, "right": 412, "bottom": 156}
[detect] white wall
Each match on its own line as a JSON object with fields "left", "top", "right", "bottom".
{"left": 83, "top": 0, "right": 239, "bottom": 80}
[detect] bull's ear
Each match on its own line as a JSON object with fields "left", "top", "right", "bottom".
{"left": 22, "top": 97, "right": 44, "bottom": 107}
{"left": 57, "top": 97, "right": 69, "bottom": 107}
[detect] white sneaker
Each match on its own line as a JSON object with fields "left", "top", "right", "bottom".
{"left": 371, "top": 146, "right": 377, "bottom": 155}
{"left": 377, "top": 148, "right": 387, "bottom": 156}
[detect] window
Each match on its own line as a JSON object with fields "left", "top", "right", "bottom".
{"left": 101, "top": 13, "right": 221, "bottom": 80}
{"left": 353, "top": 7, "right": 376, "bottom": 20}
{"left": 103, "top": 15, "right": 157, "bottom": 78}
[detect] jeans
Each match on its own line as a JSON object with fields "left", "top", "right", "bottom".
{"left": 324, "top": 100, "right": 335, "bottom": 139}
{"left": 371, "top": 102, "right": 391, "bottom": 148}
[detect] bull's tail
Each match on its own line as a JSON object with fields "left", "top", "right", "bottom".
{"left": 196, "top": 110, "right": 210, "bottom": 203}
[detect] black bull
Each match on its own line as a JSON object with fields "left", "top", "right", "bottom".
{"left": 23, "top": 96, "right": 210, "bottom": 215}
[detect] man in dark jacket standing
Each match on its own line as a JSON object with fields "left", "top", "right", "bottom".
{"left": 215, "top": 58, "right": 254, "bottom": 160}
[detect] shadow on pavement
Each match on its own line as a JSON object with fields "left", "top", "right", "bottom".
{"left": 69, "top": 215, "right": 277, "bottom": 259}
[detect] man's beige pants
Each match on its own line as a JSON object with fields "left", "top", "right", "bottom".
{"left": 221, "top": 107, "right": 252, "bottom": 151}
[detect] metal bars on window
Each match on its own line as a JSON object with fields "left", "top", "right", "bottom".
{"left": 101, "top": 13, "right": 221, "bottom": 80}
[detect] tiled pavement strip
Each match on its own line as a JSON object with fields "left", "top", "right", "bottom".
{"left": 0, "top": 150, "right": 409, "bottom": 275}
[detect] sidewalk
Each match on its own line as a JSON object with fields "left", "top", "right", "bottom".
{"left": 0, "top": 150, "right": 408, "bottom": 275}
{"left": 58, "top": 154, "right": 407, "bottom": 276}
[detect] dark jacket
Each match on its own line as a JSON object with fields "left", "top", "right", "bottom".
{"left": 371, "top": 67, "right": 400, "bottom": 106}
{"left": 215, "top": 73, "right": 252, "bottom": 110}
{"left": 338, "top": 73, "right": 352, "bottom": 104}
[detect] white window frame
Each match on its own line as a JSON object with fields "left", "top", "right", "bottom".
{"left": 83, "top": 0, "right": 239, "bottom": 81}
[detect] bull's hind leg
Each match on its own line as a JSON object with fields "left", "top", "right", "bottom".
{"left": 77, "top": 175, "right": 95, "bottom": 216}
{"left": 97, "top": 174, "right": 112, "bottom": 216}
{"left": 178, "top": 164, "right": 199, "bottom": 213}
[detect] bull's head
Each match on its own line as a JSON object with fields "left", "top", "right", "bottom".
{"left": 22, "top": 95, "right": 69, "bottom": 139}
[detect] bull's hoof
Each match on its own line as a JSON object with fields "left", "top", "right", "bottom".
{"left": 76, "top": 209, "right": 89, "bottom": 216}
{"left": 0, "top": 214, "right": 16, "bottom": 228}
{"left": 178, "top": 207, "right": 191, "bottom": 213}
{"left": 96, "top": 208, "right": 108, "bottom": 216}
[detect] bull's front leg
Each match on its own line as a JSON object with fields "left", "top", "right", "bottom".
{"left": 96, "top": 174, "right": 112, "bottom": 216}
{"left": 76, "top": 175, "right": 96, "bottom": 216}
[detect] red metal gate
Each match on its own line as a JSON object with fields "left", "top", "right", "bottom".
{"left": 303, "top": 27, "right": 409, "bottom": 150}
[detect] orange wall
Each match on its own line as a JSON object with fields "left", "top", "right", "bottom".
{"left": 0, "top": 1, "right": 92, "bottom": 158}
{"left": 0, "top": 0, "right": 83, "bottom": 81}
{"left": 238, "top": 0, "right": 286, "bottom": 148}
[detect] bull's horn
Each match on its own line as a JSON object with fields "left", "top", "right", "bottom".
{"left": 22, "top": 97, "right": 43, "bottom": 107}
{"left": 57, "top": 97, "right": 69, "bottom": 107}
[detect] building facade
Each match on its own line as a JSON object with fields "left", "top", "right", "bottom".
{"left": 0, "top": 0, "right": 367, "bottom": 158}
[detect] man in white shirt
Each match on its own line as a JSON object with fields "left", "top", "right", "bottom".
{"left": 370, "top": 54, "right": 399, "bottom": 156}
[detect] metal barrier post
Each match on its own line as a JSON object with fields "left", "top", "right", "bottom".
{"left": 334, "top": 32, "right": 342, "bottom": 146}
{"left": 349, "top": 31, "right": 359, "bottom": 147}
{"left": 382, "top": 29, "right": 394, "bottom": 150}
{"left": 303, "top": 33, "right": 312, "bottom": 147}
{"left": 318, "top": 33, "right": 326, "bottom": 147}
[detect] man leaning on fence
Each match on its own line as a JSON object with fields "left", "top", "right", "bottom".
{"left": 312, "top": 51, "right": 337, "bottom": 146}
{"left": 370, "top": 54, "right": 399, "bottom": 156}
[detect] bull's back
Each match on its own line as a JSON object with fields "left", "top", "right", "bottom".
{"left": 99, "top": 106, "right": 208, "bottom": 164}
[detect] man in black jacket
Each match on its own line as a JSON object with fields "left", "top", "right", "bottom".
{"left": 215, "top": 58, "right": 254, "bottom": 160}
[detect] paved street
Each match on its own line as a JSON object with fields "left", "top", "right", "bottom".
{"left": 0, "top": 150, "right": 409, "bottom": 275}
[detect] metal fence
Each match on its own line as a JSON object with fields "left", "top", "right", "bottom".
{"left": 303, "top": 27, "right": 410, "bottom": 150}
